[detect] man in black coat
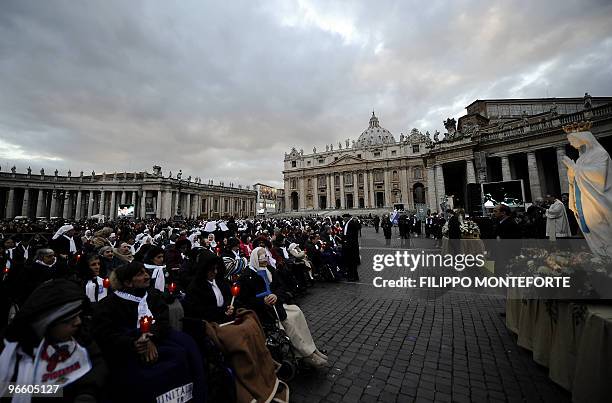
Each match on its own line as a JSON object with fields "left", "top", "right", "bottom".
{"left": 342, "top": 213, "right": 361, "bottom": 282}
{"left": 492, "top": 204, "right": 521, "bottom": 276}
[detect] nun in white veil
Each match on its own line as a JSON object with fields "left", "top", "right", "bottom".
{"left": 563, "top": 127, "right": 612, "bottom": 259}
{"left": 247, "top": 247, "right": 329, "bottom": 367}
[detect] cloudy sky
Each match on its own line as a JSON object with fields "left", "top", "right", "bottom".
{"left": 1, "top": 0, "right": 611, "bottom": 187}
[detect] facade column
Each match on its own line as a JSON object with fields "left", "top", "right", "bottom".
{"left": 62, "top": 191, "right": 71, "bottom": 219}
{"left": 466, "top": 159, "right": 476, "bottom": 184}
{"left": 435, "top": 165, "right": 446, "bottom": 209}
{"left": 120, "top": 191, "right": 126, "bottom": 205}
{"left": 426, "top": 166, "right": 437, "bottom": 212}
{"left": 22, "top": 188, "right": 31, "bottom": 217}
{"left": 384, "top": 170, "right": 392, "bottom": 208}
{"left": 527, "top": 151, "right": 542, "bottom": 201}
{"left": 326, "top": 174, "right": 332, "bottom": 209}
{"left": 87, "top": 191, "right": 94, "bottom": 218}
{"left": 368, "top": 170, "right": 375, "bottom": 208}
{"left": 339, "top": 173, "right": 345, "bottom": 209}
{"left": 313, "top": 176, "right": 319, "bottom": 210}
{"left": 36, "top": 189, "right": 45, "bottom": 217}
{"left": 400, "top": 168, "right": 409, "bottom": 208}
{"left": 556, "top": 146, "right": 569, "bottom": 194}
{"left": 5, "top": 188, "right": 15, "bottom": 219}
{"left": 98, "top": 191, "right": 106, "bottom": 217}
{"left": 297, "top": 178, "right": 305, "bottom": 210}
{"left": 50, "top": 191, "right": 58, "bottom": 218}
{"left": 109, "top": 191, "right": 117, "bottom": 219}
{"left": 501, "top": 155, "right": 512, "bottom": 181}
{"left": 173, "top": 191, "right": 179, "bottom": 216}
{"left": 353, "top": 172, "right": 359, "bottom": 209}
{"left": 363, "top": 171, "right": 370, "bottom": 208}
{"left": 75, "top": 191, "right": 83, "bottom": 220}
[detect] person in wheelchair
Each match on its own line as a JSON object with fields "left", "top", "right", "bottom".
{"left": 182, "top": 250, "right": 235, "bottom": 324}
{"left": 237, "top": 247, "right": 329, "bottom": 368}
{"left": 92, "top": 261, "right": 205, "bottom": 403}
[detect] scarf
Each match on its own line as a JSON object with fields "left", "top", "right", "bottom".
{"left": 208, "top": 279, "right": 224, "bottom": 308}
{"left": 85, "top": 277, "right": 108, "bottom": 303}
{"left": 113, "top": 248, "right": 134, "bottom": 264}
{"left": 143, "top": 264, "right": 166, "bottom": 292}
{"left": 344, "top": 217, "right": 353, "bottom": 235}
{"left": 0, "top": 338, "right": 91, "bottom": 403}
{"left": 63, "top": 235, "right": 77, "bottom": 254}
{"left": 114, "top": 290, "right": 154, "bottom": 329}
{"left": 35, "top": 258, "right": 57, "bottom": 268}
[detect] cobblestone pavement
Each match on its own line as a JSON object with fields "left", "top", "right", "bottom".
{"left": 288, "top": 227, "right": 571, "bottom": 403}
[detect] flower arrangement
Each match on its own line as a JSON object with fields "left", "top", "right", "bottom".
{"left": 507, "top": 248, "right": 612, "bottom": 301}
{"left": 460, "top": 220, "right": 480, "bottom": 238}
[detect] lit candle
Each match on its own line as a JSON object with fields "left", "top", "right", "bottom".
{"left": 230, "top": 283, "right": 240, "bottom": 307}
{"left": 139, "top": 316, "right": 151, "bottom": 334}
{"left": 102, "top": 278, "right": 110, "bottom": 288}
{"left": 168, "top": 282, "right": 177, "bottom": 294}
{"left": 2, "top": 267, "right": 9, "bottom": 274}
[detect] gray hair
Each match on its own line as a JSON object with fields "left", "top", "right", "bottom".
{"left": 35, "top": 248, "right": 54, "bottom": 260}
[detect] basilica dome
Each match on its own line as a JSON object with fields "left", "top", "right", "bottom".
{"left": 356, "top": 111, "right": 396, "bottom": 147}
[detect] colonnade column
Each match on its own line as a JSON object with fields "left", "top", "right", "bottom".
{"left": 132, "top": 191, "right": 137, "bottom": 216}
{"left": 5, "top": 188, "right": 15, "bottom": 219}
{"left": 99, "top": 191, "right": 106, "bottom": 217}
{"left": 156, "top": 190, "right": 163, "bottom": 218}
{"left": 556, "top": 146, "right": 569, "bottom": 194}
{"left": 326, "top": 174, "right": 332, "bottom": 209}
{"left": 50, "top": 191, "right": 58, "bottom": 218}
{"left": 109, "top": 191, "right": 117, "bottom": 219}
{"left": 313, "top": 177, "right": 319, "bottom": 210}
{"left": 87, "top": 192, "right": 94, "bottom": 218}
{"left": 36, "top": 189, "right": 45, "bottom": 217}
{"left": 140, "top": 191, "right": 147, "bottom": 218}
{"left": 186, "top": 194, "right": 192, "bottom": 219}
{"left": 21, "top": 189, "right": 30, "bottom": 217}
{"left": 62, "top": 192, "right": 71, "bottom": 219}
{"left": 527, "top": 151, "right": 542, "bottom": 201}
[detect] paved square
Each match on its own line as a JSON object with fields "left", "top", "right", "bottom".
{"left": 288, "top": 227, "right": 571, "bottom": 403}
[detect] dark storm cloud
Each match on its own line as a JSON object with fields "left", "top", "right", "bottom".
{"left": 1, "top": 0, "right": 611, "bottom": 187}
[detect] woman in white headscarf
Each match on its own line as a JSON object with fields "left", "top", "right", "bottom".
{"left": 563, "top": 127, "right": 612, "bottom": 259}
{"left": 237, "top": 247, "right": 329, "bottom": 368}
{"left": 50, "top": 224, "right": 78, "bottom": 258}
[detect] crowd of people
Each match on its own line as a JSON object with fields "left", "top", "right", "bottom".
{"left": 0, "top": 214, "right": 362, "bottom": 403}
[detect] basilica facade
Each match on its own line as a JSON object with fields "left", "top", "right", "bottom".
{"left": 0, "top": 165, "right": 257, "bottom": 220}
{"left": 283, "top": 94, "right": 612, "bottom": 215}
{"left": 283, "top": 112, "right": 433, "bottom": 214}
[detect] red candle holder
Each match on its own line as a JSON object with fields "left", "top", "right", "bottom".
{"left": 139, "top": 316, "right": 152, "bottom": 334}
{"left": 168, "top": 282, "right": 177, "bottom": 293}
{"left": 230, "top": 283, "right": 240, "bottom": 307}
{"left": 102, "top": 278, "right": 110, "bottom": 288}
{"left": 2, "top": 267, "right": 9, "bottom": 274}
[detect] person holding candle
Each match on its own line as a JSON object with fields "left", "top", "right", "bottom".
{"left": 182, "top": 251, "right": 234, "bottom": 324}
{"left": 238, "top": 247, "right": 329, "bottom": 368}
{"left": 77, "top": 253, "right": 108, "bottom": 303}
{"left": 92, "top": 261, "right": 206, "bottom": 403}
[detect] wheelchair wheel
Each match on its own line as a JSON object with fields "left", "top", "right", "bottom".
{"left": 277, "top": 359, "right": 297, "bottom": 382}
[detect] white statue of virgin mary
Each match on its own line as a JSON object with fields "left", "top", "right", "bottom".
{"left": 562, "top": 123, "right": 612, "bottom": 260}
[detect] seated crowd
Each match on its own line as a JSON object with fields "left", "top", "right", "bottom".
{"left": 0, "top": 215, "right": 356, "bottom": 403}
